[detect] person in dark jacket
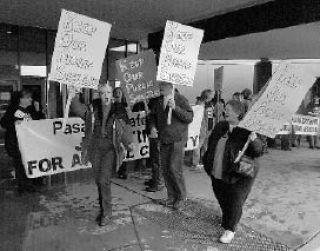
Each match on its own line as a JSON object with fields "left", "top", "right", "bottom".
{"left": 203, "top": 100, "right": 263, "bottom": 244}
{"left": 71, "top": 84, "right": 133, "bottom": 226}
{"left": 148, "top": 81, "right": 193, "bottom": 210}
{"left": 0, "top": 89, "right": 44, "bottom": 194}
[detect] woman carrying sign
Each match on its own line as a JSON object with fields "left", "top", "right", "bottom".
{"left": 203, "top": 100, "right": 263, "bottom": 244}
{"left": 71, "top": 84, "right": 133, "bottom": 226}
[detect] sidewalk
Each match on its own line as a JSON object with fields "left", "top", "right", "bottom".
{"left": 0, "top": 147, "right": 319, "bottom": 250}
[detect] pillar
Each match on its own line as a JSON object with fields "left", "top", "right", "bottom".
{"left": 253, "top": 58, "right": 272, "bottom": 94}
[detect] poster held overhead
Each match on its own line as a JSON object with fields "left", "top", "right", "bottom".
{"left": 116, "top": 50, "right": 160, "bottom": 106}
{"left": 239, "top": 63, "right": 316, "bottom": 138}
{"left": 48, "top": 9, "right": 111, "bottom": 130}
{"left": 156, "top": 20, "right": 204, "bottom": 124}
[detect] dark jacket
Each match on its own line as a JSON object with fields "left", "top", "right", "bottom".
{"left": 148, "top": 93, "right": 193, "bottom": 144}
{"left": 0, "top": 105, "right": 44, "bottom": 157}
{"left": 203, "top": 121, "right": 263, "bottom": 184}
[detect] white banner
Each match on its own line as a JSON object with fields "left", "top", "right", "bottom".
{"left": 124, "top": 112, "right": 150, "bottom": 161}
{"left": 16, "top": 118, "right": 91, "bottom": 178}
{"left": 239, "top": 63, "right": 316, "bottom": 138}
{"left": 49, "top": 9, "right": 111, "bottom": 89}
{"left": 157, "top": 21, "right": 204, "bottom": 87}
{"left": 292, "top": 115, "right": 319, "bottom": 135}
{"left": 185, "top": 105, "right": 204, "bottom": 151}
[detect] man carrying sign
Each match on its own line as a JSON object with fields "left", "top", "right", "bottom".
{"left": 148, "top": 81, "right": 193, "bottom": 210}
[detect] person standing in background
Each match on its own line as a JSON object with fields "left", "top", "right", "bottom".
{"left": 241, "top": 88, "right": 253, "bottom": 113}
{"left": 191, "top": 89, "right": 213, "bottom": 170}
{"left": 145, "top": 97, "right": 164, "bottom": 192}
{"left": 0, "top": 89, "right": 44, "bottom": 194}
{"left": 149, "top": 82, "right": 193, "bottom": 210}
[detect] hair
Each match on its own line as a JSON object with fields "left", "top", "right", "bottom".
{"left": 241, "top": 88, "right": 252, "bottom": 99}
{"left": 226, "top": 99, "right": 246, "bottom": 120}
{"left": 10, "top": 89, "right": 33, "bottom": 106}
{"left": 233, "top": 92, "right": 240, "bottom": 97}
{"left": 200, "top": 89, "right": 212, "bottom": 102}
{"left": 113, "top": 87, "right": 128, "bottom": 106}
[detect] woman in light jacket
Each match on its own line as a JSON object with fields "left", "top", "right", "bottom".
{"left": 203, "top": 100, "right": 263, "bottom": 244}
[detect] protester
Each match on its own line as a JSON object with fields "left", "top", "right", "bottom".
{"left": 0, "top": 89, "right": 44, "bottom": 194}
{"left": 232, "top": 92, "right": 242, "bottom": 102}
{"left": 212, "top": 91, "right": 226, "bottom": 122}
{"left": 149, "top": 82, "right": 193, "bottom": 210}
{"left": 71, "top": 84, "right": 133, "bottom": 226}
{"left": 145, "top": 97, "right": 163, "bottom": 192}
{"left": 192, "top": 89, "right": 213, "bottom": 170}
{"left": 241, "top": 88, "right": 253, "bottom": 113}
{"left": 203, "top": 100, "right": 263, "bottom": 244}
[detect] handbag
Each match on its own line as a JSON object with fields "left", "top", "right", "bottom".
{"left": 233, "top": 154, "right": 255, "bottom": 178}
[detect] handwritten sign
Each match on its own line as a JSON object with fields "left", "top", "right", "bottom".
{"left": 292, "top": 115, "right": 319, "bottom": 135}
{"left": 239, "top": 63, "right": 315, "bottom": 138}
{"left": 157, "top": 21, "right": 204, "bottom": 87}
{"left": 116, "top": 50, "right": 159, "bottom": 105}
{"left": 49, "top": 9, "right": 111, "bottom": 89}
{"left": 214, "top": 67, "right": 224, "bottom": 91}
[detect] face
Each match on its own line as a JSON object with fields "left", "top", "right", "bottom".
{"left": 159, "top": 82, "right": 173, "bottom": 96}
{"left": 99, "top": 84, "right": 113, "bottom": 106}
{"left": 225, "top": 104, "right": 240, "bottom": 125}
{"left": 113, "top": 88, "right": 123, "bottom": 103}
{"left": 20, "top": 93, "right": 33, "bottom": 107}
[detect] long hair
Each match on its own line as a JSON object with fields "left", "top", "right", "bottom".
{"left": 113, "top": 87, "right": 128, "bottom": 107}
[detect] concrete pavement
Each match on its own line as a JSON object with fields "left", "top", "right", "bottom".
{"left": 0, "top": 146, "right": 319, "bottom": 250}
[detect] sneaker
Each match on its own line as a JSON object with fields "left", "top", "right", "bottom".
{"left": 219, "top": 230, "right": 235, "bottom": 244}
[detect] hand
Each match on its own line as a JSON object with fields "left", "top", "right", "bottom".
{"left": 34, "top": 101, "right": 40, "bottom": 112}
{"left": 149, "top": 127, "right": 158, "bottom": 138}
{"left": 167, "top": 98, "right": 175, "bottom": 110}
{"left": 249, "top": 132, "right": 257, "bottom": 142}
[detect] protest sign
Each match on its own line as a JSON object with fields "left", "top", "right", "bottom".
{"left": 292, "top": 115, "right": 319, "bottom": 135}
{"left": 116, "top": 50, "right": 159, "bottom": 105}
{"left": 157, "top": 20, "right": 204, "bottom": 87}
{"left": 124, "top": 111, "right": 150, "bottom": 161}
{"left": 239, "top": 63, "right": 315, "bottom": 138}
{"left": 49, "top": 9, "right": 111, "bottom": 89}
{"left": 277, "top": 122, "right": 291, "bottom": 135}
{"left": 16, "top": 118, "right": 91, "bottom": 178}
{"left": 185, "top": 105, "right": 204, "bottom": 151}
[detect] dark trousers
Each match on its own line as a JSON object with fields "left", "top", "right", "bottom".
{"left": 160, "top": 141, "right": 186, "bottom": 201}
{"left": 147, "top": 138, "right": 162, "bottom": 185}
{"left": 92, "top": 138, "right": 115, "bottom": 217}
{"left": 13, "top": 156, "right": 28, "bottom": 190}
{"left": 211, "top": 176, "right": 255, "bottom": 232}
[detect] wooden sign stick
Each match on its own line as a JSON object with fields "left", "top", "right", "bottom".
{"left": 234, "top": 137, "right": 251, "bottom": 163}
{"left": 167, "top": 86, "right": 175, "bottom": 125}
{"left": 61, "top": 86, "right": 78, "bottom": 132}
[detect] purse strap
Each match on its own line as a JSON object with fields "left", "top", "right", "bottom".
{"left": 234, "top": 137, "right": 251, "bottom": 163}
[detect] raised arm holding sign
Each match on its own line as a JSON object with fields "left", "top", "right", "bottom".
{"left": 156, "top": 20, "right": 204, "bottom": 124}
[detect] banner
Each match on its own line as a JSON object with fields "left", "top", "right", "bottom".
{"left": 277, "top": 122, "right": 291, "bottom": 135}
{"left": 157, "top": 20, "right": 204, "bottom": 87}
{"left": 239, "top": 63, "right": 315, "bottom": 138}
{"left": 124, "top": 111, "right": 150, "bottom": 161}
{"left": 116, "top": 50, "right": 160, "bottom": 105}
{"left": 16, "top": 118, "right": 91, "bottom": 178}
{"left": 185, "top": 105, "right": 204, "bottom": 151}
{"left": 49, "top": 9, "right": 111, "bottom": 89}
{"left": 292, "top": 115, "right": 319, "bottom": 135}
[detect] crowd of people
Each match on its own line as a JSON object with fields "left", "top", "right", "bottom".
{"left": 5, "top": 82, "right": 313, "bottom": 244}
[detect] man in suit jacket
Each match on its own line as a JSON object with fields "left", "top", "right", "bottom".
{"left": 148, "top": 81, "right": 193, "bottom": 210}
